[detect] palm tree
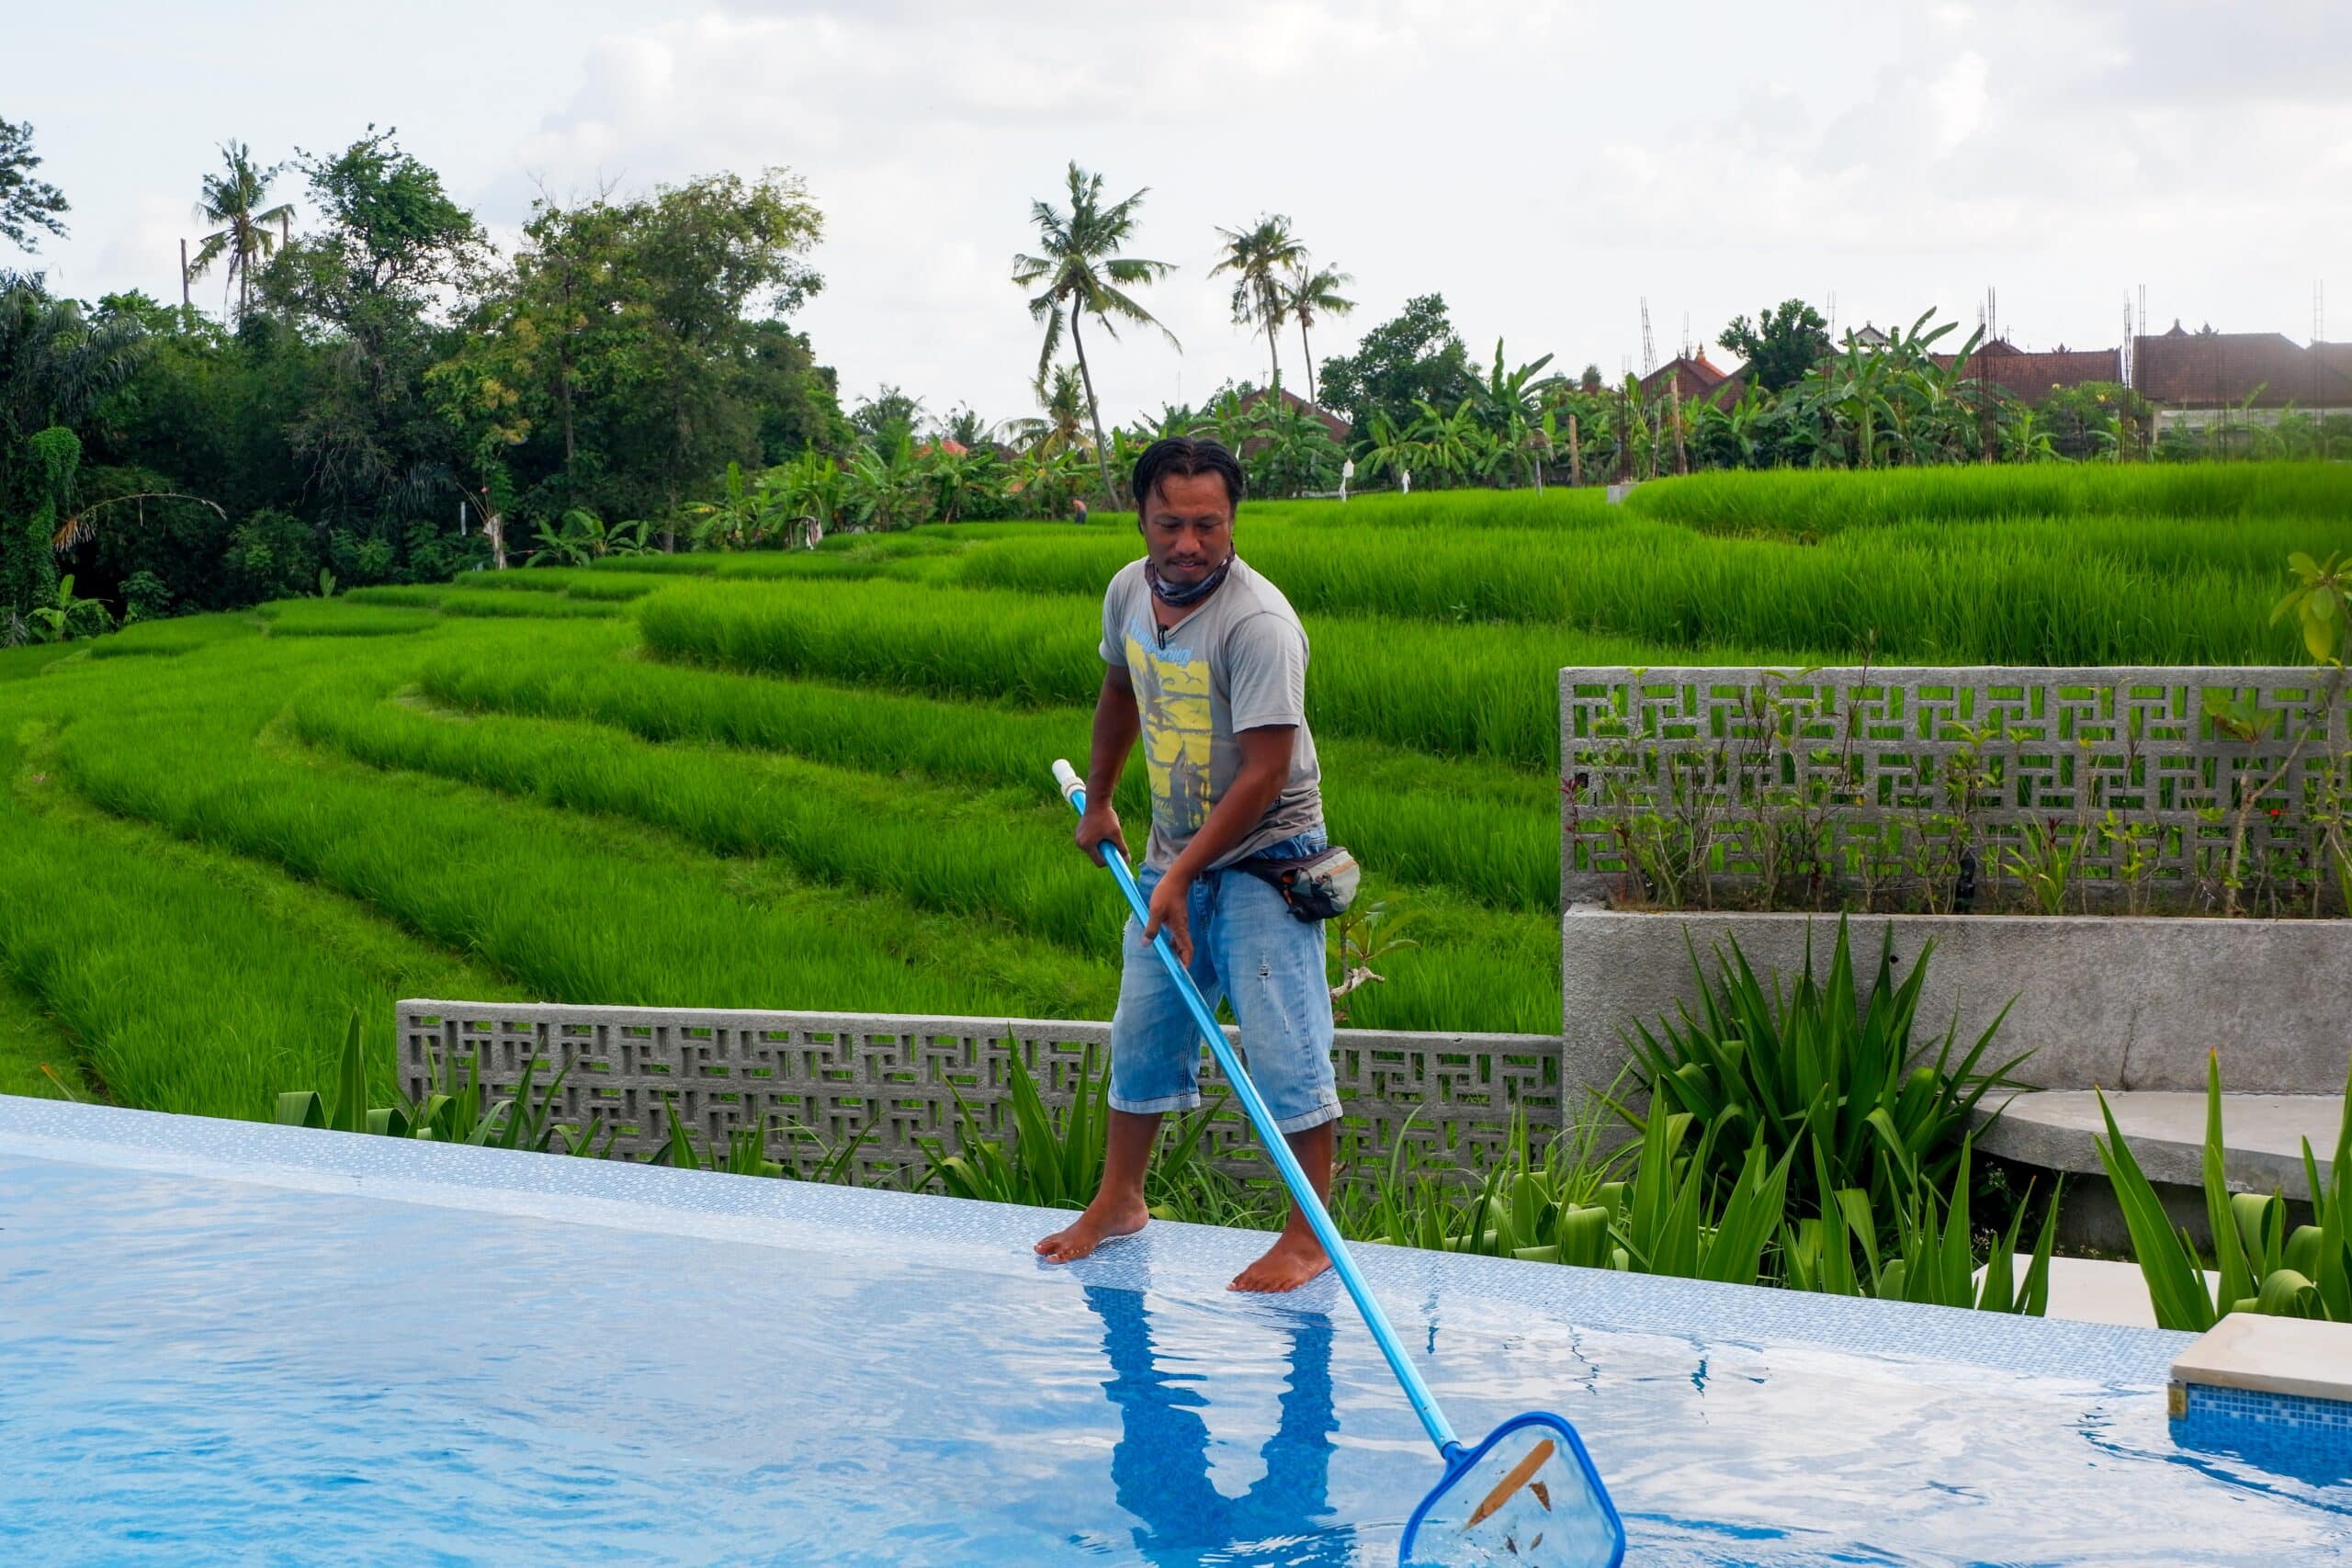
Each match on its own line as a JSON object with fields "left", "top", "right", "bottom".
{"left": 1005, "top": 366, "right": 1090, "bottom": 457}
{"left": 0, "top": 287, "right": 152, "bottom": 443}
{"left": 1209, "top": 216, "right": 1306, "bottom": 394}
{"left": 1280, "top": 262, "right": 1354, "bottom": 405}
{"left": 188, "top": 142, "right": 295, "bottom": 321}
{"left": 1012, "top": 163, "right": 1178, "bottom": 503}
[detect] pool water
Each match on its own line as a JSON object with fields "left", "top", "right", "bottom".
{"left": 4, "top": 1100, "right": 2349, "bottom": 1566}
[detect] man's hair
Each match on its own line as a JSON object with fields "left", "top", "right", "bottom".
{"left": 1132, "top": 436, "right": 1244, "bottom": 514}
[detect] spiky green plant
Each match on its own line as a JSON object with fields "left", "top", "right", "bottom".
{"left": 2095, "top": 1051, "right": 2352, "bottom": 1330}
{"left": 1619, "top": 919, "right": 2032, "bottom": 1224}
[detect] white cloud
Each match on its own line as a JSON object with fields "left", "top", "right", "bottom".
{"left": 13, "top": 0, "right": 2352, "bottom": 409}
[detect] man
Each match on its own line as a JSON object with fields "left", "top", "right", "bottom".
{"left": 1035, "top": 436, "right": 1337, "bottom": 1292}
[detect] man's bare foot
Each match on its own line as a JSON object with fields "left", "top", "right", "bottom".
{"left": 1034, "top": 1195, "right": 1150, "bottom": 1264}
{"left": 1229, "top": 1226, "right": 1330, "bottom": 1292}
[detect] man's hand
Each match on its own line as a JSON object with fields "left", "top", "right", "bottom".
{"left": 1142, "top": 870, "right": 1193, "bottom": 966}
{"left": 1075, "top": 805, "right": 1128, "bottom": 866}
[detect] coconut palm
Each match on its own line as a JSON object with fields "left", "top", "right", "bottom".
{"left": 0, "top": 287, "right": 151, "bottom": 443}
{"left": 1005, "top": 365, "right": 1091, "bottom": 457}
{"left": 188, "top": 141, "right": 295, "bottom": 321}
{"left": 1280, "top": 262, "right": 1354, "bottom": 405}
{"left": 1209, "top": 215, "right": 1306, "bottom": 394}
{"left": 1012, "top": 163, "right": 1179, "bottom": 503}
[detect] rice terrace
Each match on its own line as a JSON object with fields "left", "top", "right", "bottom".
{"left": 6, "top": 464, "right": 2346, "bottom": 1120}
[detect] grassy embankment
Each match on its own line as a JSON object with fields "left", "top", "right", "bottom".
{"left": 5, "top": 462, "right": 2347, "bottom": 1120}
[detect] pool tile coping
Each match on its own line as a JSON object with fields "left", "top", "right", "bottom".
{"left": 2172, "top": 1314, "right": 2352, "bottom": 1403}
{"left": 1, "top": 1094, "right": 2190, "bottom": 1391}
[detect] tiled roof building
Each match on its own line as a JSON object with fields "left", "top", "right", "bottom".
{"left": 1637, "top": 353, "right": 1733, "bottom": 405}
{"left": 1933, "top": 341, "right": 2121, "bottom": 405}
{"left": 2131, "top": 322, "right": 2352, "bottom": 414}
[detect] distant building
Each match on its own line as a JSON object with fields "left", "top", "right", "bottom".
{"left": 1620, "top": 316, "right": 2349, "bottom": 427}
{"left": 2131, "top": 321, "right": 2352, "bottom": 425}
{"left": 1932, "top": 338, "right": 2122, "bottom": 406}
{"left": 1636, "top": 353, "right": 1733, "bottom": 406}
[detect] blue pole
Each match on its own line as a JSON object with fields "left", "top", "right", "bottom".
{"left": 1052, "top": 761, "right": 1463, "bottom": 1463}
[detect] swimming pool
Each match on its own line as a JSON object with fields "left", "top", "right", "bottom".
{"left": 5, "top": 1095, "right": 2347, "bottom": 1565}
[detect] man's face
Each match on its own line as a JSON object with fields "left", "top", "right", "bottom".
{"left": 1138, "top": 471, "right": 1235, "bottom": 588}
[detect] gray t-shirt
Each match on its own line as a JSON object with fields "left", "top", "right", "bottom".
{"left": 1098, "top": 555, "right": 1324, "bottom": 870}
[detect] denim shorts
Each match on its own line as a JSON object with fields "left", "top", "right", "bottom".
{"left": 1108, "top": 829, "right": 1340, "bottom": 1134}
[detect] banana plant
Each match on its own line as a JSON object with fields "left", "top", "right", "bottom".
{"left": 1475, "top": 338, "right": 1560, "bottom": 492}
{"left": 526, "top": 508, "right": 649, "bottom": 567}
{"left": 772, "top": 447, "right": 845, "bottom": 546}
{"left": 25, "top": 574, "right": 112, "bottom": 643}
{"left": 1407, "top": 396, "right": 1492, "bottom": 486}
{"left": 1357, "top": 409, "right": 1422, "bottom": 485}
{"left": 684, "top": 460, "right": 763, "bottom": 551}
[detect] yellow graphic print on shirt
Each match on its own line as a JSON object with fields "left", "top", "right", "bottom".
{"left": 1125, "top": 631, "right": 1214, "bottom": 833}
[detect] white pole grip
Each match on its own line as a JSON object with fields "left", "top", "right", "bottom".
{"left": 1051, "top": 758, "right": 1084, "bottom": 808}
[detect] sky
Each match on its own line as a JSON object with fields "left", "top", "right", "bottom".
{"left": 11, "top": 0, "right": 2352, "bottom": 428}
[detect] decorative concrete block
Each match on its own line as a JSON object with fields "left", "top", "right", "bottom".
{"left": 398, "top": 1000, "right": 1564, "bottom": 1183}
{"left": 1561, "top": 664, "right": 2346, "bottom": 914}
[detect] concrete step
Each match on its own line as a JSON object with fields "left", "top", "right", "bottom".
{"left": 1973, "top": 1091, "right": 2343, "bottom": 1201}
{"left": 1971, "top": 1253, "right": 2210, "bottom": 1329}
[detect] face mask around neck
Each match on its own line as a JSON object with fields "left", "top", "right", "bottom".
{"left": 1146, "top": 553, "right": 1233, "bottom": 608}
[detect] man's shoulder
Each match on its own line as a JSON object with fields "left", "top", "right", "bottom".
{"left": 1223, "top": 558, "right": 1306, "bottom": 630}
{"left": 1104, "top": 557, "right": 1148, "bottom": 603}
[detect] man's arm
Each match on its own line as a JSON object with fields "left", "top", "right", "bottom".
{"left": 1075, "top": 664, "right": 1138, "bottom": 865}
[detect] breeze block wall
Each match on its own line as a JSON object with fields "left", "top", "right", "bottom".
{"left": 399, "top": 1001, "right": 1566, "bottom": 1184}
{"left": 1559, "top": 665, "right": 2352, "bottom": 1099}
{"left": 1562, "top": 664, "right": 2349, "bottom": 911}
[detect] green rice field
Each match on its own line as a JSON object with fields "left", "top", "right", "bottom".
{"left": 6, "top": 462, "right": 2350, "bottom": 1121}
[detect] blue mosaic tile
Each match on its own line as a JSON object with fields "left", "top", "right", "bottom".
{"left": 0, "top": 1093, "right": 2188, "bottom": 1392}
{"left": 2174, "top": 1381, "right": 2352, "bottom": 1487}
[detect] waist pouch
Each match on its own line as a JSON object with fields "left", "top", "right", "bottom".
{"left": 1230, "top": 843, "right": 1361, "bottom": 923}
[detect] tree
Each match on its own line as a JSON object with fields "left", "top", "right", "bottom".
{"left": 0, "top": 286, "right": 152, "bottom": 626}
{"left": 1209, "top": 215, "right": 1305, "bottom": 393}
{"left": 1280, "top": 262, "right": 1354, "bottom": 405}
{"left": 1246, "top": 394, "right": 1344, "bottom": 499}
{"left": 435, "top": 168, "right": 829, "bottom": 542}
{"left": 188, "top": 141, "right": 295, "bottom": 321}
{"left": 0, "top": 119, "right": 68, "bottom": 252}
{"left": 1719, "top": 299, "right": 1831, "bottom": 393}
{"left": 851, "top": 385, "right": 925, "bottom": 450}
{"left": 265, "top": 128, "right": 488, "bottom": 531}
{"left": 1011, "top": 163, "right": 1177, "bottom": 503}
{"left": 1006, "top": 366, "right": 1090, "bottom": 457}
{"left": 1314, "top": 293, "right": 1474, "bottom": 440}
{"left": 940, "top": 404, "right": 1000, "bottom": 449}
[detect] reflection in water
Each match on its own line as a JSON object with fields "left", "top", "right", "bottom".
{"left": 1084, "top": 1284, "right": 1361, "bottom": 1564}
